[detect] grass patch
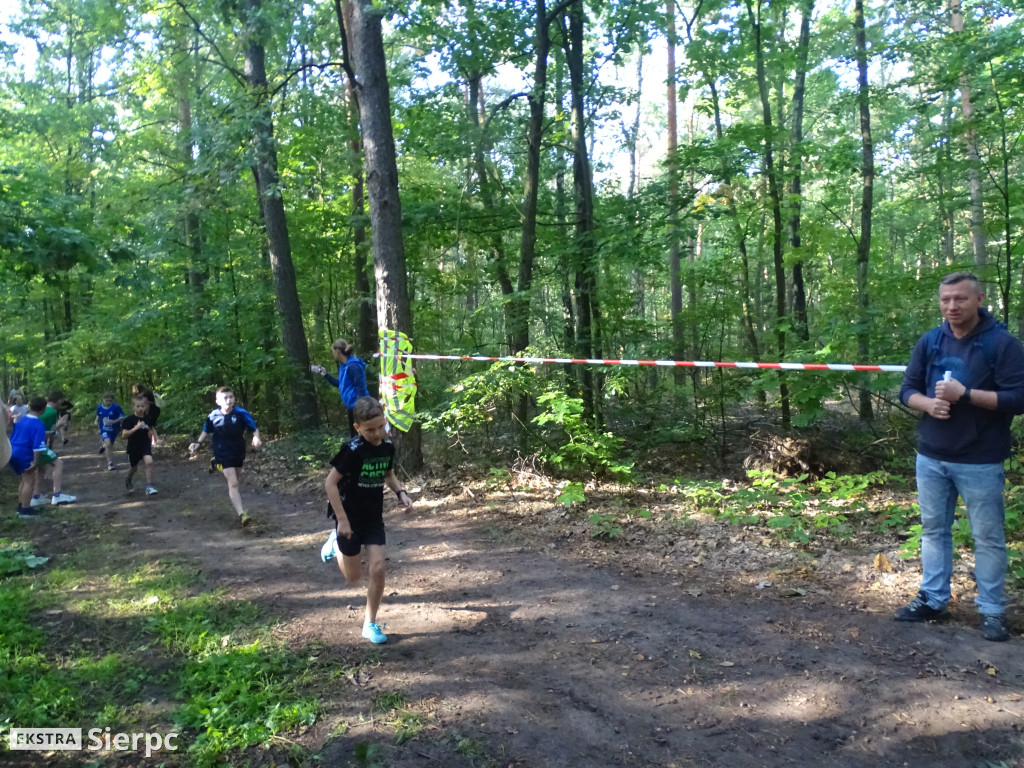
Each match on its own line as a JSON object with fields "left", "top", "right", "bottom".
{"left": 0, "top": 522, "right": 320, "bottom": 767}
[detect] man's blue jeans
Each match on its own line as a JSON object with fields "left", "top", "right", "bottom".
{"left": 916, "top": 454, "right": 1007, "bottom": 616}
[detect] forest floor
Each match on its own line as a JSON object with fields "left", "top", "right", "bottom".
{"left": 4, "top": 428, "right": 1024, "bottom": 768}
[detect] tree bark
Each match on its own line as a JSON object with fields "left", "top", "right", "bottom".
{"left": 854, "top": 0, "right": 874, "bottom": 420}
{"left": 667, "top": 0, "right": 685, "bottom": 389}
{"left": 334, "top": 0, "right": 376, "bottom": 359}
{"left": 745, "top": 0, "right": 789, "bottom": 427}
{"left": 950, "top": 0, "right": 986, "bottom": 267}
{"left": 343, "top": 0, "right": 422, "bottom": 470}
{"left": 243, "top": 0, "right": 319, "bottom": 429}
{"left": 564, "top": 2, "right": 602, "bottom": 424}
{"left": 788, "top": 0, "right": 813, "bottom": 343}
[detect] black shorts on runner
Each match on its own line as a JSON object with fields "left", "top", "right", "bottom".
{"left": 127, "top": 443, "right": 152, "bottom": 468}
{"left": 211, "top": 452, "right": 244, "bottom": 471}
{"left": 328, "top": 509, "right": 386, "bottom": 556}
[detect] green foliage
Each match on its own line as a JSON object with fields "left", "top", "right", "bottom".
{"left": 174, "top": 642, "right": 318, "bottom": 766}
{"left": 0, "top": 540, "right": 318, "bottom": 763}
{"left": 426, "top": 364, "right": 633, "bottom": 479}
{"left": 0, "top": 540, "right": 49, "bottom": 577}
{"left": 533, "top": 390, "right": 634, "bottom": 479}
{"left": 588, "top": 512, "right": 623, "bottom": 539}
{"left": 557, "top": 481, "right": 586, "bottom": 507}
{"left": 372, "top": 691, "right": 424, "bottom": 745}
{"left": 354, "top": 742, "right": 385, "bottom": 768}
{"left": 674, "top": 469, "right": 891, "bottom": 544}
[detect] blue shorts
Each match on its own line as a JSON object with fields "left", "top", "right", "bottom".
{"left": 100, "top": 428, "right": 120, "bottom": 443}
{"left": 9, "top": 447, "right": 56, "bottom": 475}
{"left": 9, "top": 450, "right": 34, "bottom": 475}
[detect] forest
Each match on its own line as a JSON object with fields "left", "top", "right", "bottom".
{"left": 1, "top": 0, "right": 1022, "bottom": 460}
{"left": 4, "top": 1, "right": 1024, "bottom": 765}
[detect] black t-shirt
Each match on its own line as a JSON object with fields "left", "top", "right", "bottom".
{"left": 328, "top": 435, "right": 395, "bottom": 530}
{"left": 121, "top": 415, "right": 151, "bottom": 453}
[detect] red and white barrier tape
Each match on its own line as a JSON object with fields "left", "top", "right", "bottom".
{"left": 382, "top": 353, "right": 907, "bottom": 373}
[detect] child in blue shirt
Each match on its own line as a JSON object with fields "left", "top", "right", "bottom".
{"left": 95, "top": 392, "right": 125, "bottom": 470}
{"left": 189, "top": 387, "right": 262, "bottom": 526}
{"left": 9, "top": 397, "right": 77, "bottom": 517}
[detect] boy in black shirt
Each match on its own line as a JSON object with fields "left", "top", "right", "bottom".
{"left": 321, "top": 396, "right": 412, "bottom": 643}
{"left": 122, "top": 396, "right": 158, "bottom": 495}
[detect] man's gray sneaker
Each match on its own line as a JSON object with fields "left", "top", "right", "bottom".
{"left": 893, "top": 591, "right": 948, "bottom": 622}
{"left": 982, "top": 614, "right": 1010, "bottom": 642}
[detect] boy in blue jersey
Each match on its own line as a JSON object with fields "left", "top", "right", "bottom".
{"left": 9, "top": 397, "right": 77, "bottom": 517}
{"left": 320, "top": 396, "right": 413, "bottom": 644}
{"left": 95, "top": 392, "right": 125, "bottom": 470}
{"left": 189, "top": 387, "right": 262, "bottom": 526}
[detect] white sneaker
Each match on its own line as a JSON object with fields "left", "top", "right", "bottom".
{"left": 145, "top": 486, "right": 158, "bottom": 496}
{"left": 51, "top": 493, "right": 77, "bottom": 506}
{"left": 320, "top": 530, "right": 338, "bottom": 563}
{"left": 29, "top": 495, "right": 49, "bottom": 508}
{"left": 107, "top": 462, "right": 115, "bottom": 471}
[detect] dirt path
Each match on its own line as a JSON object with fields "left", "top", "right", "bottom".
{"left": 37, "top": 441, "right": 1024, "bottom": 767}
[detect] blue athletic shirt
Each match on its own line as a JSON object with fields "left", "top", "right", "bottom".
{"left": 96, "top": 403, "right": 125, "bottom": 434}
{"left": 9, "top": 414, "right": 47, "bottom": 464}
{"left": 202, "top": 406, "right": 258, "bottom": 463}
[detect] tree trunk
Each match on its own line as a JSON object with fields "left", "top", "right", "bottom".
{"left": 854, "top": 0, "right": 874, "bottom": 421}
{"left": 564, "top": 2, "right": 602, "bottom": 425}
{"left": 745, "top": 0, "right": 789, "bottom": 427}
{"left": 468, "top": 73, "right": 515, "bottom": 349}
{"left": 244, "top": 0, "right": 319, "bottom": 430}
{"left": 667, "top": 0, "right": 685, "bottom": 389}
{"left": 986, "top": 63, "right": 1012, "bottom": 323}
{"left": 334, "top": 0, "right": 376, "bottom": 362}
{"left": 950, "top": 0, "right": 986, "bottom": 267}
{"left": 343, "top": 0, "right": 422, "bottom": 470}
{"left": 788, "top": 0, "right": 813, "bottom": 343}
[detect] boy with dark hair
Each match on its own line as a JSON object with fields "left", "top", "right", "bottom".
{"left": 320, "top": 396, "right": 413, "bottom": 644}
{"left": 189, "top": 387, "right": 261, "bottom": 526}
{"left": 122, "top": 396, "right": 158, "bottom": 496}
{"left": 9, "top": 396, "right": 76, "bottom": 517}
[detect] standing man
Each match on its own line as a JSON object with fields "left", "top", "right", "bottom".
{"left": 895, "top": 271, "right": 1024, "bottom": 641}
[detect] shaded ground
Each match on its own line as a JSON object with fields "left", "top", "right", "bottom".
{"left": 6, "top": 433, "right": 1024, "bottom": 767}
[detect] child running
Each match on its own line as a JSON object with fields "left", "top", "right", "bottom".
{"left": 122, "top": 396, "right": 158, "bottom": 496}
{"left": 8, "top": 390, "right": 28, "bottom": 423}
{"left": 95, "top": 392, "right": 124, "bottom": 470}
{"left": 55, "top": 395, "right": 74, "bottom": 446}
{"left": 42, "top": 391, "right": 62, "bottom": 448}
{"left": 10, "top": 396, "right": 77, "bottom": 517}
{"left": 188, "top": 386, "right": 261, "bottom": 526}
{"left": 320, "top": 396, "right": 413, "bottom": 644}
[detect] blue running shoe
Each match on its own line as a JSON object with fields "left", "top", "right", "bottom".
{"left": 17, "top": 505, "right": 42, "bottom": 519}
{"left": 320, "top": 530, "right": 338, "bottom": 563}
{"left": 362, "top": 621, "right": 387, "bottom": 644}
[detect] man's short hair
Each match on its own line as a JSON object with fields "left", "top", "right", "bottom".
{"left": 216, "top": 386, "right": 233, "bottom": 396}
{"left": 29, "top": 396, "right": 47, "bottom": 413}
{"left": 941, "top": 271, "right": 981, "bottom": 291}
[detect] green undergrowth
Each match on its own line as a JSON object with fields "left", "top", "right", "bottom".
{"left": 0, "top": 518, "right": 322, "bottom": 767}
{"left": 539, "top": 465, "right": 1024, "bottom": 584}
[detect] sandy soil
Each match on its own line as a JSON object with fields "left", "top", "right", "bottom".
{"left": 7, "top": 436, "right": 1024, "bottom": 768}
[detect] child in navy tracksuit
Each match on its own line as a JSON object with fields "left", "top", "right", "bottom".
{"left": 188, "top": 387, "right": 262, "bottom": 526}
